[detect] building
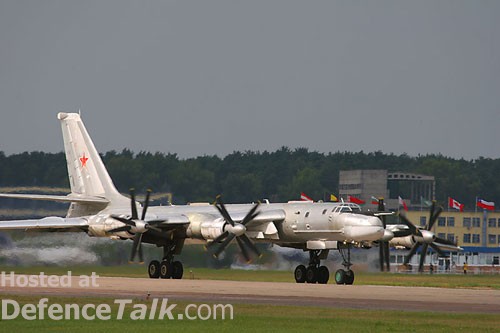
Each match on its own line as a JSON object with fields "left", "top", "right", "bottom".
{"left": 339, "top": 169, "right": 435, "bottom": 210}
{"left": 404, "top": 210, "right": 500, "bottom": 266}
{"left": 339, "top": 169, "right": 499, "bottom": 270}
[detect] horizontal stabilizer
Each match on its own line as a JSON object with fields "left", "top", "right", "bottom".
{"left": 0, "top": 193, "right": 109, "bottom": 204}
{"left": 0, "top": 216, "right": 88, "bottom": 231}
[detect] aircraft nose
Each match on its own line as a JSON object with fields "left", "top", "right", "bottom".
{"left": 368, "top": 216, "right": 384, "bottom": 227}
{"left": 342, "top": 215, "right": 385, "bottom": 241}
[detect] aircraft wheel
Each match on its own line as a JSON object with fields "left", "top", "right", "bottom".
{"left": 160, "top": 260, "right": 173, "bottom": 279}
{"left": 335, "top": 269, "right": 346, "bottom": 285}
{"left": 306, "top": 266, "right": 318, "bottom": 284}
{"left": 172, "top": 261, "right": 184, "bottom": 279}
{"left": 148, "top": 260, "right": 160, "bottom": 279}
{"left": 317, "top": 266, "right": 330, "bottom": 284}
{"left": 294, "top": 265, "right": 307, "bottom": 283}
{"left": 345, "top": 269, "right": 355, "bottom": 285}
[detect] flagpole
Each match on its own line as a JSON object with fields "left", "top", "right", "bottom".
{"left": 475, "top": 196, "right": 478, "bottom": 214}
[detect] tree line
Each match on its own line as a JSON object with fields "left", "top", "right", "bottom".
{"left": 0, "top": 148, "right": 499, "bottom": 208}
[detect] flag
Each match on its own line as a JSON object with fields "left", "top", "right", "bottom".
{"left": 371, "top": 196, "right": 379, "bottom": 205}
{"left": 398, "top": 196, "right": 408, "bottom": 211}
{"left": 477, "top": 198, "right": 495, "bottom": 211}
{"left": 300, "top": 192, "right": 313, "bottom": 202}
{"left": 348, "top": 195, "right": 365, "bottom": 205}
{"left": 448, "top": 197, "right": 464, "bottom": 212}
{"left": 330, "top": 194, "right": 338, "bottom": 202}
{"left": 420, "top": 196, "right": 432, "bottom": 207}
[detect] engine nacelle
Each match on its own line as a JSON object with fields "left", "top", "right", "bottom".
{"left": 389, "top": 235, "right": 414, "bottom": 248}
{"left": 381, "top": 230, "right": 394, "bottom": 242}
{"left": 186, "top": 213, "right": 226, "bottom": 240}
{"left": 200, "top": 219, "right": 226, "bottom": 240}
{"left": 413, "top": 230, "right": 436, "bottom": 244}
{"left": 86, "top": 214, "right": 134, "bottom": 239}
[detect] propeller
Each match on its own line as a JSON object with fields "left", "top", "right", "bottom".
{"left": 400, "top": 201, "right": 458, "bottom": 272}
{"left": 206, "top": 196, "right": 262, "bottom": 263}
{"left": 377, "top": 198, "right": 391, "bottom": 272}
{"left": 108, "top": 188, "right": 163, "bottom": 263}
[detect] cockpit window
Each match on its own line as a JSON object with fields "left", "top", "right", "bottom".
{"left": 334, "top": 203, "right": 362, "bottom": 213}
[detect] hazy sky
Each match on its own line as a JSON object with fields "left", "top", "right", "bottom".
{"left": 0, "top": 1, "right": 499, "bottom": 159}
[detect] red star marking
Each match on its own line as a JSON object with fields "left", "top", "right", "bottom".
{"left": 80, "top": 153, "right": 89, "bottom": 167}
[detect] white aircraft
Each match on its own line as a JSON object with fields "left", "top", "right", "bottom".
{"left": 0, "top": 113, "right": 386, "bottom": 285}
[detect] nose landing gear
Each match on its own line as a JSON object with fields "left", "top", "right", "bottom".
{"left": 334, "top": 244, "right": 354, "bottom": 285}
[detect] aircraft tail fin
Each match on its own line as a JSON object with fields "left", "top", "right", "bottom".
{"left": 58, "top": 112, "right": 129, "bottom": 214}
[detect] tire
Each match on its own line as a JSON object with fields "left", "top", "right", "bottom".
{"left": 160, "top": 260, "right": 173, "bottom": 279}
{"left": 306, "top": 266, "right": 318, "bottom": 284}
{"left": 148, "top": 260, "right": 160, "bottom": 279}
{"left": 317, "top": 266, "right": 330, "bottom": 284}
{"left": 294, "top": 265, "right": 307, "bottom": 283}
{"left": 335, "top": 269, "right": 346, "bottom": 285}
{"left": 172, "top": 261, "right": 184, "bottom": 279}
{"left": 345, "top": 269, "right": 355, "bottom": 285}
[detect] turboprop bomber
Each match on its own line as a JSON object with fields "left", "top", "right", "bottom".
{"left": 0, "top": 113, "right": 385, "bottom": 285}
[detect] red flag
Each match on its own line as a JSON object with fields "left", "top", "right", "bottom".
{"left": 348, "top": 195, "right": 365, "bottom": 205}
{"left": 448, "top": 197, "right": 464, "bottom": 212}
{"left": 477, "top": 198, "right": 495, "bottom": 211}
{"left": 398, "top": 196, "right": 408, "bottom": 211}
{"left": 300, "top": 192, "right": 313, "bottom": 202}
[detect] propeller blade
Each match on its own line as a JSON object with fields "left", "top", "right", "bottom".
{"left": 215, "top": 197, "right": 235, "bottom": 226}
{"left": 377, "top": 198, "right": 384, "bottom": 212}
{"left": 403, "top": 242, "right": 420, "bottom": 265}
{"left": 130, "top": 232, "right": 143, "bottom": 262}
{"left": 384, "top": 241, "right": 390, "bottom": 271}
{"left": 110, "top": 215, "right": 136, "bottom": 226}
{"left": 206, "top": 231, "right": 229, "bottom": 249}
{"left": 239, "top": 234, "right": 261, "bottom": 257}
{"left": 379, "top": 242, "right": 385, "bottom": 272}
{"left": 429, "top": 243, "right": 446, "bottom": 257}
{"left": 241, "top": 203, "right": 260, "bottom": 226}
{"left": 393, "top": 229, "right": 412, "bottom": 238}
{"left": 434, "top": 236, "right": 458, "bottom": 246}
{"left": 130, "top": 188, "right": 138, "bottom": 220}
{"left": 108, "top": 225, "right": 132, "bottom": 233}
{"left": 213, "top": 233, "right": 236, "bottom": 258}
{"left": 146, "top": 219, "right": 167, "bottom": 225}
{"left": 141, "top": 189, "right": 151, "bottom": 220}
{"left": 427, "top": 205, "right": 443, "bottom": 230}
{"left": 138, "top": 241, "right": 144, "bottom": 263}
{"left": 418, "top": 243, "right": 429, "bottom": 272}
{"left": 236, "top": 237, "right": 251, "bottom": 262}
{"left": 399, "top": 214, "right": 421, "bottom": 236}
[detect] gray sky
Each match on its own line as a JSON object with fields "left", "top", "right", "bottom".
{"left": 0, "top": 1, "right": 499, "bottom": 159}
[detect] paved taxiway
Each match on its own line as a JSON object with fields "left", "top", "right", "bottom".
{"left": 1, "top": 275, "right": 499, "bottom": 314}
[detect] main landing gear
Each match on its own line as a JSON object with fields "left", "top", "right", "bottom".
{"left": 293, "top": 245, "right": 355, "bottom": 285}
{"left": 294, "top": 250, "right": 330, "bottom": 284}
{"left": 148, "top": 244, "right": 184, "bottom": 279}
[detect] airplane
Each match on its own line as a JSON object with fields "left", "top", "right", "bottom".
{"left": 0, "top": 112, "right": 386, "bottom": 285}
{"left": 373, "top": 198, "right": 462, "bottom": 272}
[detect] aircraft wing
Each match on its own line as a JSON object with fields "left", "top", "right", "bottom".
{"left": 146, "top": 214, "right": 191, "bottom": 231}
{"left": 227, "top": 209, "right": 286, "bottom": 225}
{"left": 0, "top": 216, "right": 89, "bottom": 232}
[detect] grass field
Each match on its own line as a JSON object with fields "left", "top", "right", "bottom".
{"left": 1, "top": 295, "right": 499, "bottom": 333}
{"left": 1, "top": 266, "right": 499, "bottom": 332}
{"left": 2, "top": 265, "right": 500, "bottom": 289}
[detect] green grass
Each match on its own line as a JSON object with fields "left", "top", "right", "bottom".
{"left": 1, "top": 295, "right": 499, "bottom": 333}
{"left": 2, "top": 265, "right": 500, "bottom": 289}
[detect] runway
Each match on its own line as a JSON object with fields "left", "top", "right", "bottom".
{"left": 1, "top": 274, "right": 499, "bottom": 314}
